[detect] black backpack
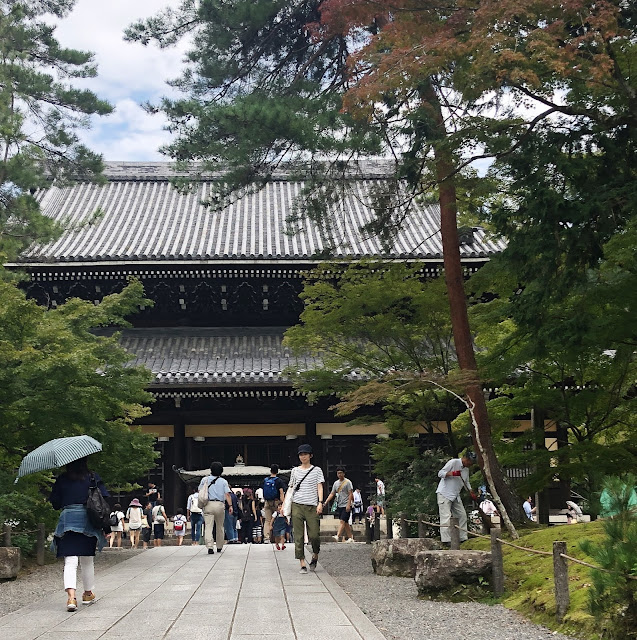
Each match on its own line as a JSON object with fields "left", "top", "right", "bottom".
{"left": 86, "top": 473, "right": 111, "bottom": 529}
{"left": 109, "top": 511, "right": 119, "bottom": 527}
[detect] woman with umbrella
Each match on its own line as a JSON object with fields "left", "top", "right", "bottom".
{"left": 49, "top": 455, "right": 109, "bottom": 611}
{"left": 17, "top": 435, "right": 109, "bottom": 611}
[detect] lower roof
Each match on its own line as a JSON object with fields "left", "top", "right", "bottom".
{"left": 112, "top": 327, "right": 315, "bottom": 386}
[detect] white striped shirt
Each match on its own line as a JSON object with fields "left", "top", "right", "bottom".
{"left": 290, "top": 465, "right": 325, "bottom": 506}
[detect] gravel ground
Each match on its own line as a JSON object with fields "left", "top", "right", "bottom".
{"left": 317, "top": 543, "right": 578, "bottom": 640}
{"left": 0, "top": 548, "right": 143, "bottom": 617}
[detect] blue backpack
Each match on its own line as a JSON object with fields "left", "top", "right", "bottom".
{"left": 263, "top": 476, "right": 278, "bottom": 500}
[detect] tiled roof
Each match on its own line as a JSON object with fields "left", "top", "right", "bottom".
{"left": 19, "top": 162, "right": 505, "bottom": 263}
{"left": 114, "top": 327, "right": 314, "bottom": 386}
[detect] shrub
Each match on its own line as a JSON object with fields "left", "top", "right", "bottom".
{"left": 580, "top": 475, "right": 637, "bottom": 640}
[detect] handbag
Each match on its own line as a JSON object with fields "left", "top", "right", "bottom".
{"left": 282, "top": 466, "right": 315, "bottom": 517}
{"left": 198, "top": 476, "right": 219, "bottom": 509}
{"left": 86, "top": 473, "right": 111, "bottom": 529}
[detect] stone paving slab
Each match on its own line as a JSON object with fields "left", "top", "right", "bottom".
{"left": 0, "top": 544, "right": 385, "bottom": 640}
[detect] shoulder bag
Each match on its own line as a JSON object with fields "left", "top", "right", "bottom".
{"left": 198, "top": 475, "right": 219, "bottom": 509}
{"left": 282, "top": 466, "right": 315, "bottom": 517}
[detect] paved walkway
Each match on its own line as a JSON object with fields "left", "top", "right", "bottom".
{"left": 1, "top": 545, "right": 385, "bottom": 640}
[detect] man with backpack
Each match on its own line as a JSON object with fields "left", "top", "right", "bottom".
{"left": 262, "top": 464, "right": 285, "bottom": 543}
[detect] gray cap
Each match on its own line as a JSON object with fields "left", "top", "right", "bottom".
{"left": 297, "top": 444, "right": 313, "bottom": 454}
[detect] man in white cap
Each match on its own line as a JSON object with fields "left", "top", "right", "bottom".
{"left": 436, "top": 451, "right": 477, "bottom": 545}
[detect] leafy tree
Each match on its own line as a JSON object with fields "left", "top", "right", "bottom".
{"left": 127, "top": 0, "right": 634, "bottom": 530}
{"left": 0, "top": 279, "right": 158, "bottom": 530}
{"left": 285, "top": 262, "right": 467, "bottom": 445}
{"left": 580, "top": 475, "right": 637, "bottom": 640}
{"left": 0, "top": 0, "right": 112, "bottom": 266}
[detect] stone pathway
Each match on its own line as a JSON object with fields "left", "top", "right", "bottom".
{"left": 0, "top": 544, "right": 384, "bottom": 640}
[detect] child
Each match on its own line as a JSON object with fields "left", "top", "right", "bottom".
{"left": 173, "top": 508, "right": 187, "bottom": 546}
{"left": 271, "top": 503, "right": 288, "bottom": 550}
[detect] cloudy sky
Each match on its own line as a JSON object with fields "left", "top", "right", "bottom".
{"left": 54, "top": 0, "right": 187, "bottom": 162}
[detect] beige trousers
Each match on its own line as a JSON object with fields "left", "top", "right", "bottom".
{"left": 203, "top": 501, "right": 226, "bottom": 550}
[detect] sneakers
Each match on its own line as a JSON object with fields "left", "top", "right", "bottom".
{"left": 345, "top": 538, "right": 355, "bottom": 543}
{"left": 281, "top": 544, "right": 286, "bottom": 550}
{"left": 275, "top": 543, "right": 280, "bottom": 550}
{"left": 208, "top": 548, "right": 214, "bottom": 554}
{"left": 309, "top": 557, "right": 318, "bottom": 572}
{"left": 332, "top": 535, "right": 339, "bottom": 542}
{"left": 66, "top": 598, "right": 77, "bottom": 612}
{"left": 299, "top": 565, "right": 308, "bottom": 574}
{"left": 82, "top": 591, "right": 95, "bottom": 605}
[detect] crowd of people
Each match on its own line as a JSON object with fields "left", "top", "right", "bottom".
{"left": 47, "top": 447, "right": 385, "bottom": 610}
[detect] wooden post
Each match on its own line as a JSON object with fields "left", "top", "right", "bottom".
{"left": 553, "top": 541, "right": 570, "bottom": 622}
{"left": 490, "top": 527, "right": 504, "bottom": 596}
{"left": 400, "top": 515, "right": 409, "bottom": 539}
{"left": 365, "top": 517, "right": 372, "bottom": 544}
{"left": 418, "top": 514, "right": 426, "bottom": 538}
{"left": 373, "top": 517, "right": 381, "bottom": 541}
{"left": 37, "top": 523, "right": 45, "bottom": 566}
{"left": 386, "top": 515, "right": 393, "bottom": 539}
{"left": 3, "top": 524, "right": 11, "bottom": 547}
{"left": 449, "top": 517, "right": 460, "bottom": 550}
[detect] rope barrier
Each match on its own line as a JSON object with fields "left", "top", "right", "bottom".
{"left": 560, "top": 553, "right": 637, "bottom": 580}
{"left": 400, "top": 514, "right": 635, "bottom": 578}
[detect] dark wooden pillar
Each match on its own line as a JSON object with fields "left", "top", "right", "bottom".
{"left": 171, "top": 422, "right": 187, "bottom": 514}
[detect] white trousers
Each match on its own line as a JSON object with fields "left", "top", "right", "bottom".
{"left": 437, "top": 494, "right": 468, "bottom": 543}
{"left": 63, "top": 556, "right": 94, "bottom": 591}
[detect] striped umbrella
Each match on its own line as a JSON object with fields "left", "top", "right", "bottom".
{"left": 15, "top": 435, "right": 102, "bottom": 482}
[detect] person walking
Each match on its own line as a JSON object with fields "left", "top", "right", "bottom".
{"left": 239, "top": 488, "right": 257, "bottom": 543}
{"left": 49, "top": 456, "right": 108, "bottom": 612}
{"left": 271, "top": 503, "right": 288, "bottom": 550}
{"left": 152, "top": 498, "right": 168, "bottom": 547}
{"left": 108, "top": 503, "right": 125, "bottom": 548}
{"left": 290, "top": 444, "right": 325, "bottom": 574}
{"left": 187, "top": 487, "right": 203, "bottom": 546}
{"left": 262, "top": 464, "right": 286, "bottom": 542}
{"left": 173, "top": 508, "right": 188, "bottom": 545}
{"left": 141, "top": 500, "right": 152, "bottom": 549}
{"left": 325, "top": 467, "right": 354, "bottom": 542}
{"left": 436, "top": 451, "right": 477, "bottom": 545}
{"left": 352, "top": 488, "right": 364, "bottom": 524}
{"left": 198, "top": 461, "right": 233, "bottom": 554}
{"left": 126, "top": 498, "right": 144, "bottom": 549}
{"left": 224, "top": 485, "right": 240, "bottom": 543}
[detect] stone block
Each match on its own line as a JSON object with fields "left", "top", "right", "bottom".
{"left": 414, "top": 550, "right": 491, "bottom": 594}
{"left": 371, "top": 538, "right": 442, "bottom": 577}
{"left": 0, "top": 547, "right": 21, "bottom": 579}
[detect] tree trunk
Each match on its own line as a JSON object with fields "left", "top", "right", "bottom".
{"left": 422, "top": 84, "right": 524, "bottom": 529}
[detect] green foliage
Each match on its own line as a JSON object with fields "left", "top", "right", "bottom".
{"left": 0, "top": 0, "right": 112, "bottom": 265}
{"left": 580, "top": 475, "right": 637, "bottom": 640}
{"left": 381, "top": 449, "right": 448, "bottom": 522}
{"left": 0, "top": 279, "right": 158, "bottom": 499}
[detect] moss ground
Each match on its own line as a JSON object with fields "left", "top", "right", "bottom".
{"left": 463, "top": 521, "right": 606, "bottom": 639}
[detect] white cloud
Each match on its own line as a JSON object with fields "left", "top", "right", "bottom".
{"left": 52, "top": 0, "right": 188, "bottom": 161}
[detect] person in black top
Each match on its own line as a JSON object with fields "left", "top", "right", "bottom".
{"left": 49, "top": 457, "right": 109, "bottom": 612}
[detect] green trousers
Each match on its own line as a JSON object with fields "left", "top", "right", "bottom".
{"left": 291, "top": 502, "right": 320, "bottom": 560}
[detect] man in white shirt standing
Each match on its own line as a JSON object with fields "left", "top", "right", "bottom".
{"left": 436, "top": 452, "right": 477, "bottom": 545}
{"left": 187, "top": 487, "right": 203, "bottom": 546}
{"left": 375, "top": 476, "right": 386, "bottom": 515}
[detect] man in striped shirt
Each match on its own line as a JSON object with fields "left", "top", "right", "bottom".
{"left": 290, "top": 444, "right": 325, "bottom": 574}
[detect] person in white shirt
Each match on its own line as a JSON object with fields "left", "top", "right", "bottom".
{"left": 436, "top": 452, "right": 477, "bottom": 544}
{"left": 186, "top": 487, "right": 203, "bottom": 546}
{"left": 108, "top": 504, "right": 125, "bottom": 548}
{"left": 375, "top": 477, "right": 386, "bottom": 515}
